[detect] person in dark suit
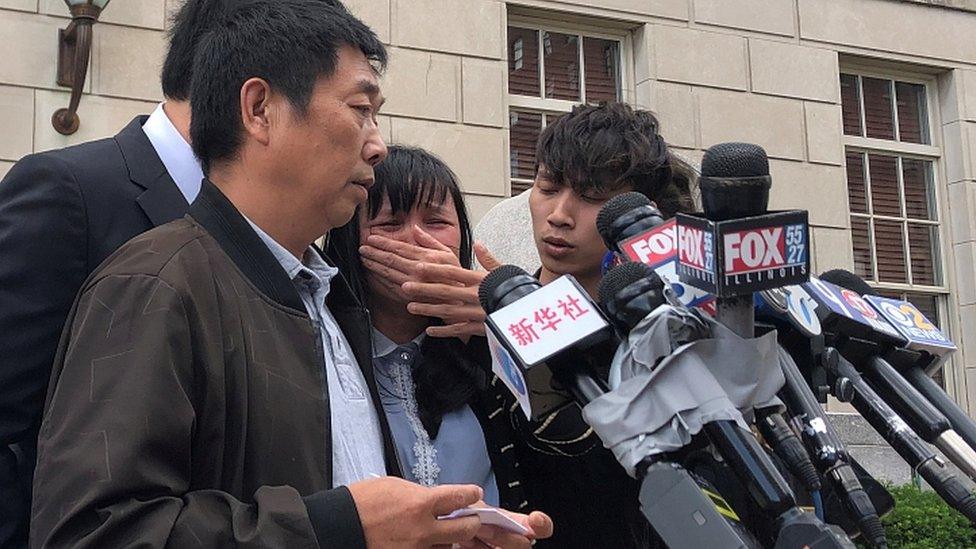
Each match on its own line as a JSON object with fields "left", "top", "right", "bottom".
{"left": 0, "top": 1, "right": 228, "bottom": 545}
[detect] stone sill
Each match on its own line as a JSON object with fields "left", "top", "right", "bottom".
{"left": 893, "top": 0, "right": 976, "bottom": 14}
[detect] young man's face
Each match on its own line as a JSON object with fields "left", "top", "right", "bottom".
{"left": 272, "top": 45, "right": 388, "bottom": 230}
{"left": 529, "top": 165, "right": 632, "bottom": 287}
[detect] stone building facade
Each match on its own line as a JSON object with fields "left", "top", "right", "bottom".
{"left": 1, "top": 0, "right": 975, "bottom": 482}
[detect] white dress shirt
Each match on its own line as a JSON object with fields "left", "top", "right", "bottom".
{"left": 142, "top": 103, "right": 203, "bottom": 204}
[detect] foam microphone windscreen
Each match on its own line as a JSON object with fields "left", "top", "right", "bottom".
{"left": 820, "top": 269, "right": 879, "bottom": 296}
{"left": 597, "top": 261, "right": 658, "bottom": 307}
{"left": 596, "top": 192, "right": 652, "bottom": 242}
{"left": 478, "top": 264, "right": 532, "bottom": 313}
{"left": 700, "top": 142, "right": 770, "bottom": 178}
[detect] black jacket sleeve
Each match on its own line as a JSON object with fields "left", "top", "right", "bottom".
{"left": 0, "top": 153, "right": 89, "bottom": 547}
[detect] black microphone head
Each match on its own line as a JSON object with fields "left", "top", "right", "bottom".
{"left": 598, "top": 262, "right": 666, "bottom": 332}
{"left": 699, "top": 142, "right": 772, "bottom": 220}
{"left": 479, "top": 264, "right": 541, "bottom": 313}
{"left": 819, "top": 269, "right": 878, "bottom": 296}
{"left": 701, "top": 142, "right": 770, "bottom": 178}
{"left": 598, "top": 261, "right": 653, "bottom": 305}
{"left": 596, "top": 192, "right": 663, "bottom": 251}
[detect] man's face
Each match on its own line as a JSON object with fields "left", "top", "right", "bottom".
{"left": 271, "top": 45, "right": 388, "bottom": 230}
{"left": 529, "top": 166, "right": 632, "bottom": 284}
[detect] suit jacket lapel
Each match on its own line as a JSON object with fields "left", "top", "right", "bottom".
{"left": 115, "top": 116, "right": 190, "bottom": 227}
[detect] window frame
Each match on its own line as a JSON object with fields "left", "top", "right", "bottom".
{"left": 504, "top": 15, "right": 634, "bottom": 194}
{"left": 841, "top": 63, "right": 961, "bottom": 395}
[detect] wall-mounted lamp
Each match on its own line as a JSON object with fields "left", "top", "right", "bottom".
{"left": 52, "top": 0, "right": 111, "bottom": 135}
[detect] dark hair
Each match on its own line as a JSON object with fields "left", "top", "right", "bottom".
{"left": 536, "top": 101, "right": 695, "bottom": 217}
{"left": 189, "top": 0, "right": 387, "bottom": 173}
{"left": 327, "top": 146, "right": 481, "bottom": 438}
{"left": 161, "top": 0, "right": 230, "bottom": 101}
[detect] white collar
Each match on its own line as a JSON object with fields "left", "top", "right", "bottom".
{"left": 142, "top": 103, "right": 203, "bottom": 204}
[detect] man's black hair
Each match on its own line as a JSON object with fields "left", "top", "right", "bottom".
{"left": 327, "top": 145, "right": 481, "bottom": 438}
{"left": 189, "top": 0, "right": 387, "bottom": 172}
{"left": 535, "top": 101, "right": 695, "bottom": 217}
{"left": 162, "top": 0, "right": 231, "bottom": 101}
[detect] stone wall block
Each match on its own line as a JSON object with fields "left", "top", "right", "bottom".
{"left": 34, "top": 90, "right": 155, "bottom": 152}
{"left": 960, "top": 305, "right": 976, "bottom": 369}
{"left": 699, "top": 89, "right": 805, "bottom": 160}
{"left": 0, "top": 1, "right": 37, "bottom": 12}
{"left": 463, "top": 193, "right": 503, "bottom": 226}
{"left": 462, "top": 57, "right": 506, "bottom": 128}
{"left": 91, "top": 24, "right": 166, "bottom": 102}
{"left": 805, "top": 102, "right": 844, "bottom": 165}
{"left": 42, "top": 0, "right": 166, "bottom": 30}
{"left": 942, "top": 121, "right": 974, "bottom": 184}
{"left": 0, "top": 85, "right": 34, "bottom": 162}
{"left": 0, "top": 12, "right": 63, "bottom": 89}
{"left": 653, "top": 25, "right": 748, "bottom": 91}
{"left": 768, "top": 160, "right": 849, "bottom": 228}
{"left": 799, "top": 0, "right": 976, "bottom": 63}
{"left": 953, "top": 242, "right": 976, "bottom": 306}
{"left": 553, "top": 0, "right": 688, "bottom": 19}
{"left": 392, "top": 0, "right": 502, "bottom": 59}
{"left": 812, "top": 226, "right": 855, "bottom": 274}
{"left": 750, "top": 40, "right": 839, "bottom": 103}
{"left": 636, "top": 80, "right": 697, "bottom": 149}
{"left": 391, "top": 118, "right": 507, "bottom": 196}
{"left": 344, "top": 0, "right": 391, "bottom": 44}
{"left": 947, "top": 181, "right": 976, "bottom": 245}
{"left": 694, "top": 0, "right": 796, "bottom": 36}
{"left": 382, "top": 47, "right": 459, "bottom": 122}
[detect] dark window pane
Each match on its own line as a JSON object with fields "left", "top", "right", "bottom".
{"left": 509, "top": 110, "right": 542, "bottom": 180}
{"left": 896, "top": 82, "right": 929, "bottom": 144}
{"left": 868, "top": 154, "right": 901, "bottom": 217}
{"left": 908, "top": 223, "right": 941, "bottom": 286}
{"left": 543, "top": 31, "right": 580, "bottom": 101}
{"left": 840, "top": 74, "right": 863, "bottom": 136}
{"left": 583, "top": 37, "right": 619, "bottom": 103}
{"left": 874, "top": 219, "right": 908, "bottom": 283}
{"left": 508, "top": 27, "right": 539, "bottom": 97}
{"left": 851, "top": 216, "right": 875, "bottom": 280}
{"left": 903, "top": 158, "right": 936, "bottom": 221}
{"left": 846, "top": 152, "right": 868, "bottom": 213}
{"left": 862, "top": 77, "right": 895, "bottom": 141}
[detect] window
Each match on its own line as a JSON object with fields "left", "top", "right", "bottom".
{"left": 840, "top": 70, "right": 951, "bottom": 384}
{"left": 507, "top": 22, "right": 626, "bottom": 195}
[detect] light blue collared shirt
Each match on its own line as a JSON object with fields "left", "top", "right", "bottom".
{"left": 244, "top": 217, "right": 386, "bottom": 487}
{"left": 372, "top": 329, "right": 499, "bottom": 505}
{"left": 142, "top": 103, "right": 203, "bottom": 204}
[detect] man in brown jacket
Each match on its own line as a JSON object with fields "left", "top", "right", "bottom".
{"left": 30, "top": 1, "right": 551, "bottom": 547}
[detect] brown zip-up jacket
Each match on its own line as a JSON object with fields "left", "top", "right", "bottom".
{"left": 30, "top": 180, "right": 401, "bottom": 548}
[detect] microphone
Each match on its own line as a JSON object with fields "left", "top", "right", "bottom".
{"left": 595, "top": 258, "right": 852, "bottom": 548}
{"left": 596, "top": 192, "right": 715, "bottom": 312}
{"left": 811, "top": 270, "right": 976, "bottom": 485}
{"left": 754, "top": 289, "right": 888, "bottom": 547}
{"left": 818, "top": 270, "right": 976, "bottom": 453}
{"left": 824, "top": 348, "right": 976, "bottom": 524}
{"left": 479, "top": 265, "right": 611, "bottom": 421}
{"left": 482, "top": 264, "right": 765, "bottom": 548}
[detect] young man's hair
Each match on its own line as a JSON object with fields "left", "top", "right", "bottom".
{"left": 189, "top": 0, "right": 386, "bottom": 172}
{"left": 327, "top": 145, "right": 480, "bottom": 438}
{"left": 161, "top": 0, "right": 232, "bottom": 101}
{"left": 535, "top": 101, "right": 695, "bottom": 217}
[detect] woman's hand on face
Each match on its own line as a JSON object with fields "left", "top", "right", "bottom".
{"left": 404, "top": 243, "right": 503, "bottom": 339}
{"left": 360, "top": 225, "right": 503, "bottom": 339}
{"left": 359, "top": 224, "right": 462, "bottom": 302}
